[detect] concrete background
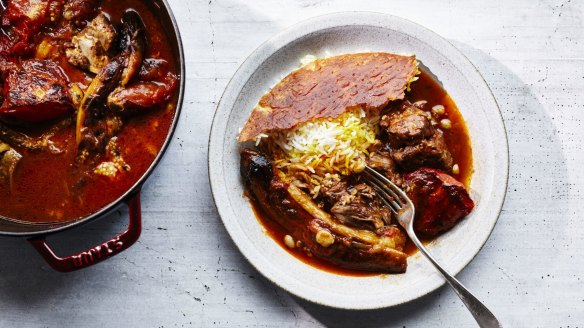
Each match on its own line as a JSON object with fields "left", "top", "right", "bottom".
{"left": 0, "top": 0, "right": 581, "bottom": 327}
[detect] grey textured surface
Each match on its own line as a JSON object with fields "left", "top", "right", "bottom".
{"left": 0, "top": 0, "right": 580, "bottom": 327}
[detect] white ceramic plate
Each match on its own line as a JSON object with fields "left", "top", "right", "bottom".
{"left": 209, "top": 12, "right": 508, "bottom": 310}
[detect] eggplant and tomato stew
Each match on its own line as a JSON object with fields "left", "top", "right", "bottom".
{"left": 0, "top": 0, "right": 178, "bottom": 223}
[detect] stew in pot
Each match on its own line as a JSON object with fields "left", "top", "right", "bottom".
{"left": 0, "top": 0, "right": 178, "bottom": 223}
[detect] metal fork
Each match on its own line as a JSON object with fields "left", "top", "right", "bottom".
{"left": 362, "top": 166, "right": 502, "bottom": 328}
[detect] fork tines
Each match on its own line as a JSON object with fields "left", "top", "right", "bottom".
{"left": 362, "top": 166, "right": 406, "bottom": 215}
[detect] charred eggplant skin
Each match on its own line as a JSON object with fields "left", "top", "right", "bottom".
{"left": 241, "top": 148, "right": 407, "bottom": 273}
{"left": 76, "top": 9, "right": 147, "bottom": 155}
{"left": 106, "top": 12, "right": 176, "bottom": 114}
{"left": 118, "top": 9, "right": 147, "bottom": 87}
{"left": 76, "top": 56, "right": 124, "bottom": 153}
{"left": 240, "top": 148, "right": 273, "bottom": 184}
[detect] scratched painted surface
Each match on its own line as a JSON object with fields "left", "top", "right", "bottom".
{"left": 0, "top": 0, "right": 581, "bottom": 327}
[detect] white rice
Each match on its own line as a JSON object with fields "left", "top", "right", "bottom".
{"left": 268, "top": 107, "right": 379, "bottom": 176}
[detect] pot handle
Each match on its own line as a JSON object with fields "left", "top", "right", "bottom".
{"left": 28, "top": 191, "right": 142, "bottom": 273}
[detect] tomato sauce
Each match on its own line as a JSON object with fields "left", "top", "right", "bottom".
{"left": 0, "top": 0, "right": 178, "bottom": 223}
{"left": 249, "top": 69, "right": 473, "bottom": 276}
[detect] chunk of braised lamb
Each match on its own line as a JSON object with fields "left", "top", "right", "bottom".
{"left": 353, "top": 183, "right": 376, "bottom": 199}
{"left": 404, "top": 168, "right": 474, "bottom": 237}
{"left": 391, "top": 130, "right": 454, "bottom": 172}
{"left": 367, "top": 141, "right": 403, "bottom": 187}
{"left": 66, "top": 13, "right": 116, "bottom": 73}
{"left": 367, "top": 152, "right": 403, "bottom": 187}
{"left": 319, "top": 179, "right": 349, "bottom": 206}
{"left": 0, "top": 59, "right": 72, "bottom": 123}
{"left": 1, "top": 0, "right": 51, "bottom": 33}
{"left": 380, "top": 100, "right": 434, "bottom": 148}
{"left": 329, "top": 183, "right": 392, "bottom": 231}
{"left": 331, "top": 201, "right": 387, "bottom": 231}
{"left": 380, "top": 99, "right": 455, "bottom": 172}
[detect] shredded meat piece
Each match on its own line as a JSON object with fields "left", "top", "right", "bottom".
{"left": 353, "top": 183, "right": 376, "bottom": 199}
{"left": 321, "top": 181, "right": 392, "bottom": 231}
{"left": 94, "top": 137, "right": 130, "bottom": 178}
{"left": 367, "top": 141, "right": 404, "bottom": 187}
{"left": 320, "top": 179, "right": 350, "bottom": 205}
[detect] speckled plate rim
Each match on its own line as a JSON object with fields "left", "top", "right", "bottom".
{"left": 209, "top": 12, "right": 508, "bottom": 310}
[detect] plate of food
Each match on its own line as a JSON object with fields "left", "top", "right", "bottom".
{"left": 209, "top": 12, "right": 508, "bottom": 309}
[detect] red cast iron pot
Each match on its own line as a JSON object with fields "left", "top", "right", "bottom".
{"left": 0, "top": 0, "right": 185, "bottom": 272}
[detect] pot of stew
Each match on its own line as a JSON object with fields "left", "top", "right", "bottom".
{"left": 0, "top": 0, "right": 184, "bottom": 272}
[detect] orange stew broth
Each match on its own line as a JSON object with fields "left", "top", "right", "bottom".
{"left": 0, "top": 0, "right": 178, "bottom": 223}
{"left": 249, "top": 69, "right": 473, "bottom": 276}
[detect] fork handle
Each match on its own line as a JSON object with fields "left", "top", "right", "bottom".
{"left": 408, "top": 230, "right": 502, "bottom": 328}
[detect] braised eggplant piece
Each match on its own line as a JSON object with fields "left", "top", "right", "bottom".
{"left": 75, "top": 10, "right": 146, "bottom": 156}
{"left": 75, "top": 54, "right": 124, "bottom": 155}
{"left": 107, "top": 24, "right": 178, "bottom": 114}
{"left": 242, "top": 148, "right": 408, "bottom": 273}
{"left": 404, "top": 168, "right": 474, "bottom": 237}
{"left": 0, "top": 59, "right": 72, "bottom": 123}
{"left": 118, "top": 9, "right": 147, "bottom": 87}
